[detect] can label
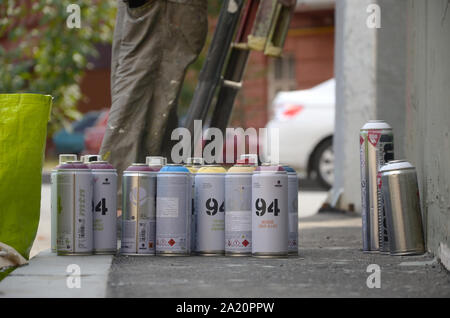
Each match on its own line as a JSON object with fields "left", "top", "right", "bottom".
{"left": 360, "top": 132, "right": 370, "bottom": 251}
{"left": 156, "top": 173, "right": 190, "bottom": 254}
{"left": 225, "top": 174, "right": 252, "bottom": 254}
{"left": 51, "top": 170, "right": 57, "bottom": 252}
{"left": 190, "top": 173, "right": 196, "bottom": 251}
{"left": 56, "top": 171, "right": 93, "bottom": 254}
{"left": 252, "top": 173, "right": 288, "bottom": 255}
{"left": 368, "top": 129, "right": 393, "bottom": 253}
{"left": 287, "top": 173, "right": 299, "bottom": 254}
{"left": 195, "top": 174, "right": 225, "bottom": 253}
{"left": 92, "top": 170, "right": 117, "bottom": 253}
{"left": 121, "top": 174, "right": 156, "bottom": 254}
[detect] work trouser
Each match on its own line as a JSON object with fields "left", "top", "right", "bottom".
{"left": 100, "top": 0, "right": 208, "bottom": 200}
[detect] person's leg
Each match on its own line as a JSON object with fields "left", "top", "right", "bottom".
{"left": 100, "top": 0, "right": 163, "bottom": 176}
{"left": 143, "top": 0, "right": 208, "bottom": 161}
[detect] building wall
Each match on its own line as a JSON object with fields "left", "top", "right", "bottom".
{"left": 230, "top": 9, "right": 335, "bottom": 129}
{"left": 78, "top": 68, "right": 111, "bottom": 113}
{"left": 402, "top": 0, "right": 450, "bottom": 268}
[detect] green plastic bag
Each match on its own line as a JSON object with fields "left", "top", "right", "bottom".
{"left": 0, "top": 94, "right": 52, "bottom": 260}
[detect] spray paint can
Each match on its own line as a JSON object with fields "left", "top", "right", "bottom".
{"left": 225, "top": 158, "right": 256, "bottom": 256}
{"left": 88, "top": 161, "right": 118, "bottom": 254}
{"left": 51, "top": 154, "right": 78, "bottom": 252}
{"left": 252, "top": 164, "right": 288, "bottom": 258}
{"left": 185, "top": 157, "right": 204, "bottom": 252}
{"left": 56, "top": 161, "right": 93, "bottom": 255}
{"left": 156, "top": 164, "right": 191, "bottom": 255}
{"left": 121, "top": 163, "right": 157, "bottom": 255}
{"left": 380, "top": 160, "right": 425, "bottom": 255}
{"left": 360, "top": 120, "right": 394, "bottom": 253}
{"left": 195, "top": 165, "right": 227, "bottom": 255}
{"left": 283, "top": 165, "right": 299, "bottom": 255}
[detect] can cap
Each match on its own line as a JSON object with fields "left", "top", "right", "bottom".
{"left": 87, "top": 161, "right": 115, "bottom": 170}
{"left": 380, "top": 160, "right": 415, "bottom": 172}
{"left": 125, "top": 163, "right": 157, "bottom": 172}
{"left": 361, "top": 120, "right": 392, "bottom": 130}
{"left": 159, "top": 164, "right": 189, "bottom": 173}
{"left": 59, "top": 161, "right": 89, "bottom": 169}
{"left": 187, "top": 157, "right": 204, "bottom": 165}
{"left": 145, "top": 156, "right": 166, "bottom": 166}
{"left": 254, "top": 164, "right": 285, "bottom": 172}
{"left": 282, "top": 165, "right": 296, "bottom": 173}
{"left": 197, "top": 165, "right": 227, "bottom": 173}
{"left": 59, "top": 154, "right": 77, "bottom": 164}
{"left": 83, "top": 155, "right": 102, "bottom": 163}
{"left": 239, "top": 154, "right": 258, "bottom": 166}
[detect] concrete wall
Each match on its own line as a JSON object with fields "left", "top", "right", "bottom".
{"left": 333, "top": 0, "right": 377, "bottom": 211}
{"left": 402, "top": 0, "right": 450, "bottom": 267}
{"left": 376, "top": 0, "right": 407, "bottom": 160}
{"left": 333, "top": 0, "right": 450, "bottom": 267}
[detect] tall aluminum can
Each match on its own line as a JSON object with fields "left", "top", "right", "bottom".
{"left": 156, "top": 164, "right": 191, "bottom": 255}
{"left": 283, "top": 165, "right": 299, "bottom": 255}
{"left": 51, "top": 154, "right": 78, "bottom": 252}
{"left": 88, "top": 161, "right": 118, "bottom": 254}
{"left": 225, "top": 159, "right": 256, "bottom": 256}
{"left": 360, "top": 120, "right": 394, "bottom": 253}
{"left": 121, "top": 164, "right": 157, "bottom": 255}
{"left": 195, "top": 165, "right": 227, "bottom": 255}
{"left": 252, "top": 164, "right": 288, "bottom": 258}
{"left": 56, "top": 161, "right": 93, "bottom": 255}
{"left": 185, "top": 157, "right": 204, "bottom": 252}
{"left": 380, "top": 160, "right": 425, "bottom": 255}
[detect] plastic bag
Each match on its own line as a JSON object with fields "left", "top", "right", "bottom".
{"left": 0, "top": 94, "right": 52, "bottom": 260}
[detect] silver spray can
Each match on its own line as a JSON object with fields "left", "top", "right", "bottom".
{"left": 156, "top": 164, "right": 191, "bottom": 255}
{"left": 88, "top": 161, "right": 118, "bottom": 254}
{"left": 51, "top": 154, "right": 77, "bottom": 252}
{"left": 185, "top": 157, "right": 204, "bottom": 252}
{"left": 252, "top": 164, "right": 288, "bottom": 258}
{"left": 380, "top": 160, "right": 425, "bottom": 255}
{"left": 360, "top": 120, "right": 394, "bottom": 253}
{"left": 225, "top": 159, "right": 256, "bottom": 256}
{"left": 56, "top": 161, "right": 93, "bottom": 255}
{"left": 121, "top": 164, "right": 157, "bottom": 255}
{"left": 283, "top": 165, "right": 299, "bottom": 255}
{"left": 195, "top": 165, "right": 227, "bottom": 255}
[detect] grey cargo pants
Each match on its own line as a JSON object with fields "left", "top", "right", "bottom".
{"left": 100, "top": 0, "right": 208, "bottom": 182}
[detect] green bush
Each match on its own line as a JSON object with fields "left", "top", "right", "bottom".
{"left": 0, "top": 0, "right": 116, "bottom": 136}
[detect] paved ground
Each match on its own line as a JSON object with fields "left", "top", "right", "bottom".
{"left": 106, "top": 212, "right": 450, "bottom": 298}
{"left": 2, "top": 182, "right": 449, "bottom": 298}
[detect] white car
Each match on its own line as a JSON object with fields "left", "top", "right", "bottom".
{"left": 266, "top": 79, "right": 335, "bottom": 188}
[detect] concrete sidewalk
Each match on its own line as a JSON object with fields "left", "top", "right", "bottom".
{"left": 106, "top": 212, "right": 450, "bottom": 297}
{"left": 1, "top": 211, "right": 449, "bottom": 298}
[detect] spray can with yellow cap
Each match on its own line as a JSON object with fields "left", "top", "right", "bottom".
{"left": 195, "top": 164, "right": 227, "bottom": 255}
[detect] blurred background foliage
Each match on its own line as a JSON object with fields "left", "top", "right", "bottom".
{"left": 0, "top": 0, "right": 116, "bottom": 136}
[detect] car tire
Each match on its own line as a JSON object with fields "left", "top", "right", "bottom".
{"left": 312, "top": 137, "right": 334, "bottom": 190}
